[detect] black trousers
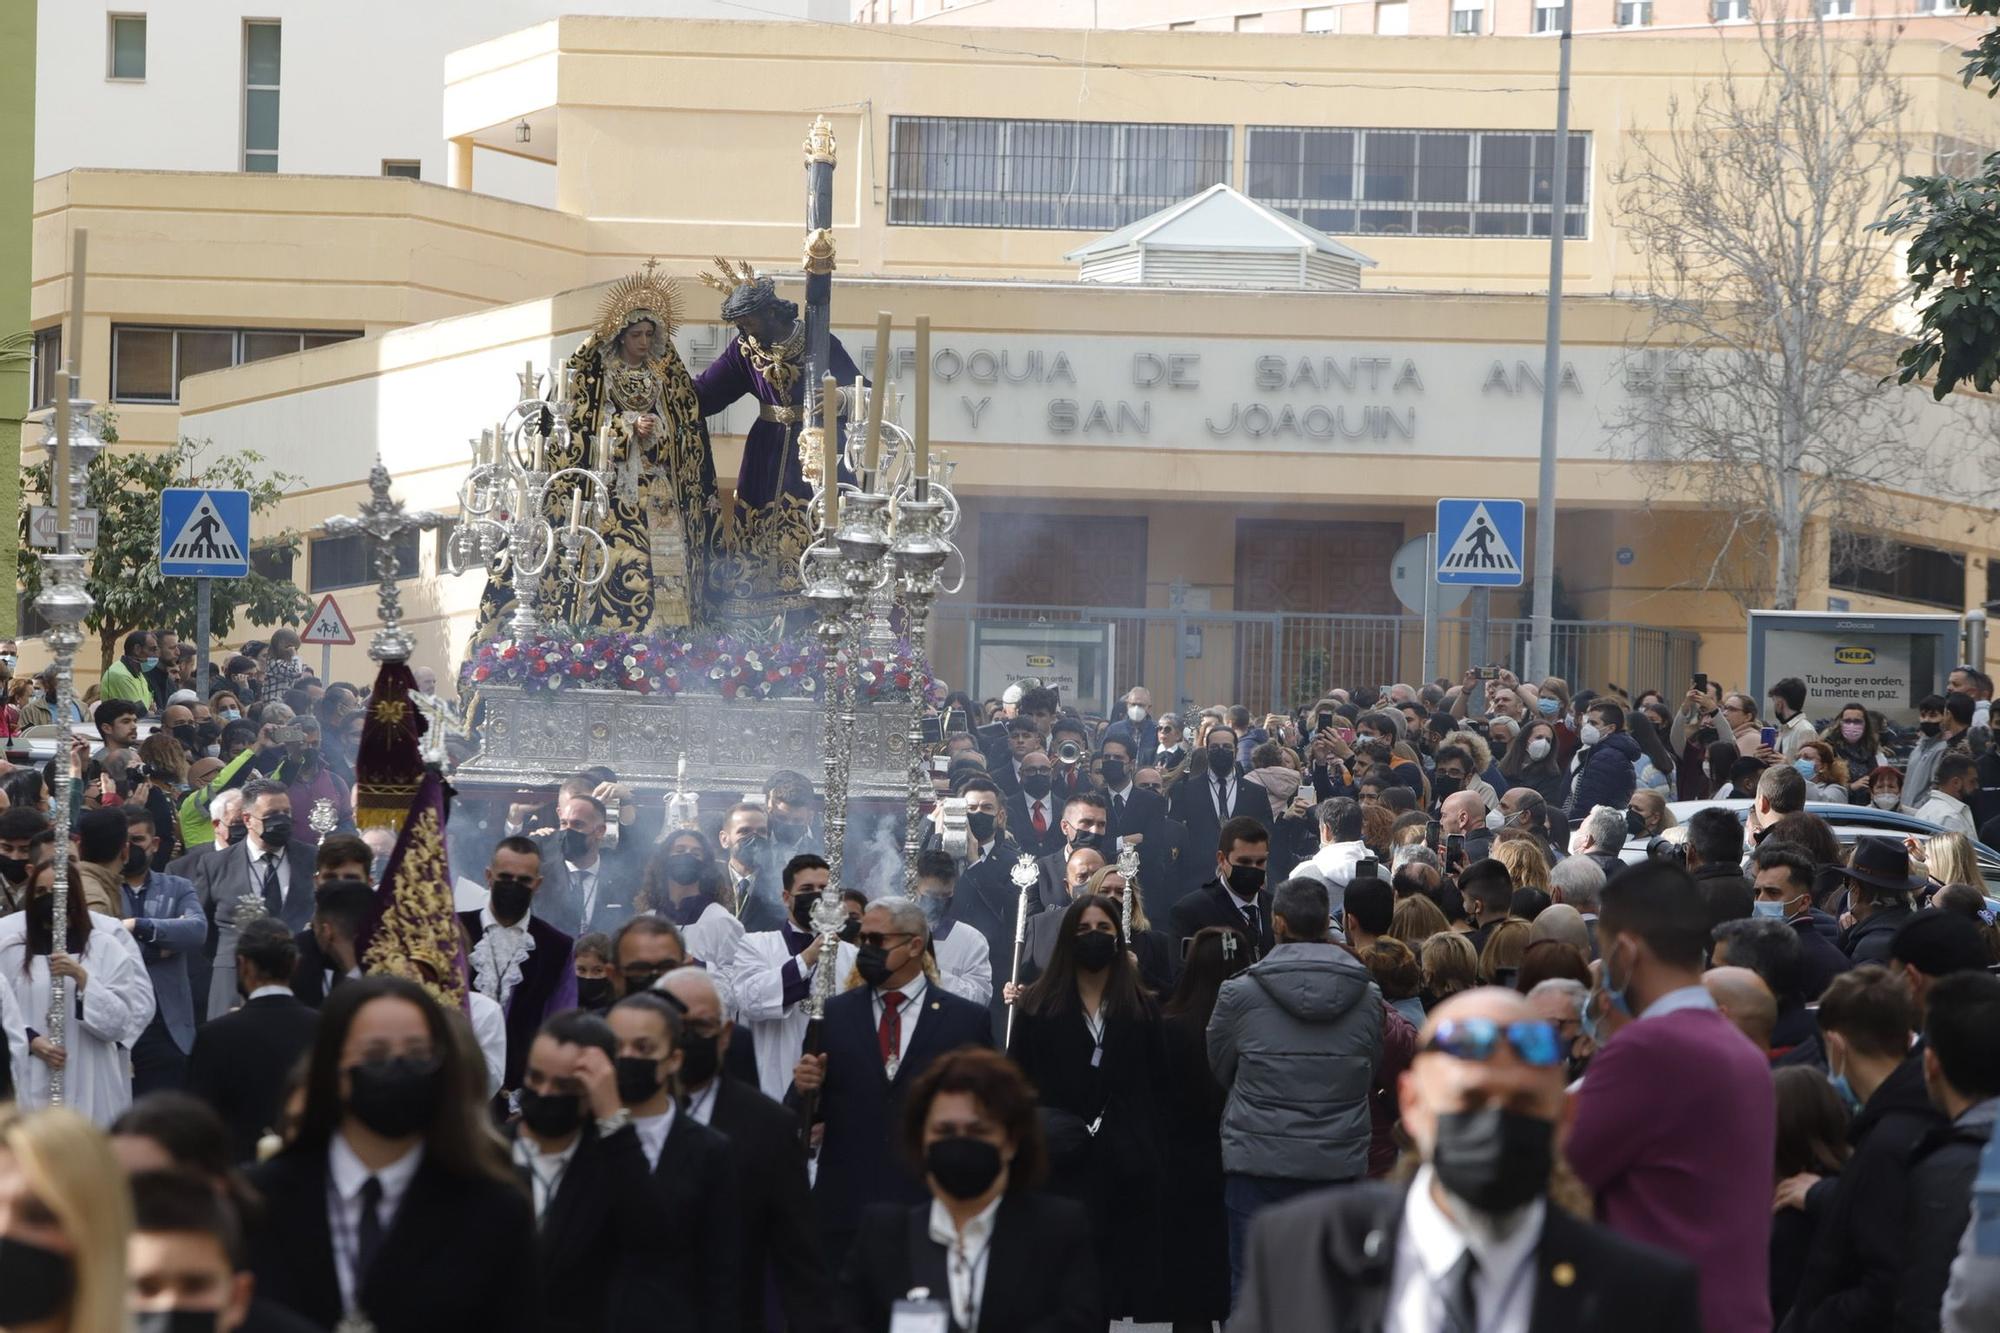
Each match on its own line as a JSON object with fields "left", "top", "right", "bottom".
{"left": 130, "top": 1012, "right": 187, "bottom": 1097}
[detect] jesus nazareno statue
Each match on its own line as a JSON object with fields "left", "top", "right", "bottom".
{"left": 478, "top": 261, "right": 721, "bottom": 636}
{"left": 694, "top": 260, "right": 862, "bottom": 638}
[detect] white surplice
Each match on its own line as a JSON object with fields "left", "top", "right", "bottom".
{"left": 0, "top": 910, "right": 155, "bottom": 1126}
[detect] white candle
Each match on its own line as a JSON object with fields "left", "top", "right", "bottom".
{"left": 569, "top": 487, "right": 582, "bottom": 529}
{"left": 596, "top": 422, "right": 610, "bottom": 474}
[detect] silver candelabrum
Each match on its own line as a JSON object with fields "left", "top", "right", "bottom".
{"left": 32, "top": 395, "right": 106, "bottom": 1106}
{"left": 799, "top": 383, "right": 964, "bottom": 899}
{"left": 444, "top": 362, "right": 615, "bottom": 639}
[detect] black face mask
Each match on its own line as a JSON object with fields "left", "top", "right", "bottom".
{"left": 1432, "top": 774, "right": 1463, "bottom": 800}
{"left": 734, "top": 832, "right": 769, "bottom": 860}
{"left": 1100, "top": 758, "right": 1128, "bottom": 788}
{"left": 0, "top": 1235, "right": 73, "bottom": 1327}
{"left": 1207, "top": 747, "right": 1236, "bottom": 778}
{"left": 769, "top": 817, "right": 805, "bottom": 844}
{"left": 517, "top": 1086, "right": 586, "bottom": 1139}
{"left": 345, "top": 1056, "right": 443, "bottom": 1139}
{"left": 488, "top": 876, "right": 535, "bottom": 923}
{"left": 839, "top": 917, "right": 863, "bottom": 945}
{"left": 621, "top": 967, "right": 670, "bottom": 996}
{"left": 1019, "top": 773, "right": 1054, "bottom": 799}
{"left": 226, "top": 822, "right": 250, "bottom": 846}
{"left": 561, "top": 828, "right": 593, "bottom": 862}
{"left": 965, "top": 811, "right": 997, "bottom": 843}
{"left": 856, "top": 943, "right": 895, "bottom": 987}
{"left": 678, "top": 1031, "right": 721, "bottom": 1088}
{"left": 791, "top": 890, "right": 823, "bottom": 932}
{"left": 259, "top": 815, "right": 293, "bottom": 849}
{"left": 124, "top": 844, "right": 152, "bottom": 878}
{"left": 1069, "top": 829, "right": 1105, "bottom": 853}
{"left": 1921, "top": 720, "right": 1943, "bottom": 738}
{"left": 575, "top": 976, "right": 614, "bottom": 1010}
{"left": 615, "top": 1055, "right": 665, "bottom": 1106}
{"left": 926, "top": 1136, "right": 1004, "bottom": 1201}
{"left": 664, "top": 852, "right": 705, "bottom": 883}
{"left": 1226, "top": 863, "right": 1266, "bottom": 899}
{"left": 0, "top": 853, "right": 25, "bottom": 884}
{"left": 171, "top": 724, "right": 200, "bottom": 752}
{"left": 1073, "top": 931, "right": 1119, "bottom": 972}
{"left": 134, "top": 1311, "right": 219, "bottom": 1333}
{"left": 1431, "top": 1106, "right": 1554, "bottom": 1217}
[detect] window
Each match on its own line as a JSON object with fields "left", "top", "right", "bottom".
{"left": 1375, "top": 1, "right": 1409, "bottom": 31}
{"left": 381, "top": 159, "right": 421, "bottom": 179}
{"left": 887, "top": 116, "right": 1230, "bottom": 230}
{"left": 1711, "top": 0, "right": 1749, "bottom": 19}
{"left": 1617, "top": 0, "right": 1652, "bottom": 24}
{"left": 432, "top": 519, "right": 460, "bottom": 571}
{"left": 1234, "top": 12, "right": 1262, "bottom": 28}
{"left": 249, "top": 544, "right": 295, "bottom": 584}
{"left": 1451, "top": 4, "right": 1483, "bottom": 33}
{"left": 109, "top": 325, "right": 363, "bottom": 403}
{"left": 1304, "top": 6, "right": 1338, "bottom": 30}
{"left": 243, "top": 20, "right": 280, "bottom": 172}
{"left": 1831, "top": 533, "right": 1965, "bottom": 610}
{"left": 1532, "top": 0, "right": 1565, "bottom": 30}
{"left": 30, "top": 327, "right": 60, "bottom": 410}
{"left": 310, "top": 530, "right": 419, "bottom": 594}
{"left": 1818, "top": 0, "right": 1851, "bottom": 14}
{"left": 108, "top": 15, "right": 146, "bottom": 79}
{"left": 1247, "top": 125, "right": 1589, "bottom": 239}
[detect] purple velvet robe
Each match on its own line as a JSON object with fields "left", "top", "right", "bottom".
{"left": 693, "top": 334, "right": 862, "bottom": 507}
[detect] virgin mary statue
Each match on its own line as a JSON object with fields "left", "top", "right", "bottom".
{"left": 478, "top": 261, "right": 719, "bottom": 635}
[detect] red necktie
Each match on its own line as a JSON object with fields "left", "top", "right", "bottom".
{"left": 878, "top": 991, "right": 906, "bottom": 1066}
{"left": 1031, "top": 802, "right": 1048, "bottom": 836}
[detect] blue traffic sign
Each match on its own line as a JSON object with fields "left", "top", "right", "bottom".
{"left": 160, "top": 488, "right": 251, "bottom": 578}
{"left": 1435, "top": 498, "right": 1526, "bottom": 587}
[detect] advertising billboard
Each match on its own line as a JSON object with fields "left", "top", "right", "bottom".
{"left": 1747, "top": 610, "right": 1959, "bottom": 726}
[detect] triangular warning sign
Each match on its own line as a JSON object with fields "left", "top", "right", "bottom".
{"left": 1439, "top": 502, "right": 1521, "bottom": 576}
{"left": 301, "top": 594, "right": 355, "bottom": 646}
{"left": 164, "top": 492, "right": 244, "bottom": 565}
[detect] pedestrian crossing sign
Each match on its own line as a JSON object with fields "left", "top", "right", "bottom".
{"left": 1435, "top": 498, "right": 1526, "bottom": 587}
{"left": 159, "top": 487, "right": 252, "bottom": 579}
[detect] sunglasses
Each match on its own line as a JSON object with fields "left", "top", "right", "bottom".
{"left": 1423, "top": 1018, "right": 1564, "bottom": 1069}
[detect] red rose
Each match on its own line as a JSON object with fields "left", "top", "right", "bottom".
{"left": 473, "top": 666, "right": 490, "bottom": 681}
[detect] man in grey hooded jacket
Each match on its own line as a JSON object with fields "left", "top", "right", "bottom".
{"left": 1207, "top": 875, "right": 1383, "bottom": 1309}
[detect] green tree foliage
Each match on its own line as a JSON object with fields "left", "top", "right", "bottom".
{"left": 17, "top": 421, "right": 310, "bottom": 672}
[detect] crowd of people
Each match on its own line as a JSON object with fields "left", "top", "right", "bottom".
{"left": 4, "top": 642, "right": 2000, "bottom": 1331}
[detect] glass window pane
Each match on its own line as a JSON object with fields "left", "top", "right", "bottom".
{"left": 1363, "top": 132, "right": 1417, "bottom": 201}
{"left": 382, "top": 160, "right": 421, "bottom": 179}
{"left": 1479, "top": 135, "right": 1532, "bottom": 204}
{"left": 1302, "top": 131, "right": 1354, "bottom": 201}
{"left": 302, "top": 332, "right": 359, "bottom": 350}
{"left": 246, "top": 89, "right": 280, "bottom": 152}
{"left": 242, "top": 332, "right": 304, "bottom": 363}
{"left": 1246, "top": 130, "right": 1300, "bottom": 199}
{"left": 111, "top": 17, "right": 146, "bottom": 78}
{"left": 246, "top": 22, "right": 281, "bottom": 85}
{"left": 112, "top": 329, "right": 173, "bottom": 400}
{"left": 1416, "top": 133, "right": 1470, "bottom": 203}
{"left": 244, "top": 153, "right": 277, "bottom": 173}
{"left": 177, "top": 331, "right": 236, "bottom": 390}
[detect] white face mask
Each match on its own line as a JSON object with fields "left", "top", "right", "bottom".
{"left": 1485, "top": 808, "right": 1505, "bottom": 831}
{"left": 1526, "top": 737, "right": 1552, "bottom": 762}
{"left": 1579, "top": 721, "right": 1604, "bottom": 747}
{"left": 1873, "top": 791, "right": 1900, "bottom": 809}
{"left": 1126, "top": 704, "right": 1147, "bottom": 723}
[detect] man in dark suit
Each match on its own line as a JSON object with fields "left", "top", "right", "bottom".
{"left": 535, "top": 793, "right": 643, "bottom": 938}
{"left": 198, "top": 777, "right": 320, "bottom": 1020}
{"left": 789, "top": 895, "right": 993, "bottom": 1262}
{"left": 663, "top": 968, "right": 833, "bottom": 1333}
{"left": 1003, "top": 750, "right": 1065, "bottom": 858}
{"left": 950, "top": 778, "right": 1037, "bottom": 1044}
{"left": 119, "top": 804, "right": 207, "bottom": 1096}
{"left": 292, "top": 878, "right": 371, "bottom": 1008}
{"left": 512, "top": 1010, "right": 669, "bottom": 1333}
{"left": 185, "top": 916, "right": 319, "bottom": 1161}
{"left": 1101, "top": 685, "right": 1160, "bottom": 766}
{"left": 1167, "top": 724, "right": 1268, "bottom": 902}
{"left": 1169, "top": 816, "right": 1275, "bottom": 960}
{"left": 987, "top": 715, "right": 1047, "bottom": 798}
{"left": 1033, "top": 791, "right": 1114, "bottom": 911}
{"left": 605, "top": 993, "right": 741, "bottom": 1331}
{"left": 462, "top": 835, "right": 578, "bottom": 1098}
{"left": 1234, "top": 985, "right": 1701, "bottom": 1333}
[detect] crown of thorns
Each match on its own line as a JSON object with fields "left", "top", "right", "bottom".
{"left": 699, "top": 257, "right": 785, "bottom": 321}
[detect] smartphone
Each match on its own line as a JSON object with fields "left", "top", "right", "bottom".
{"left": 1446, "top": 833, "right": 1465, "bottom": 866}
{"left": 1760, "top": 726, "right": 1778, "bottom": 750}
{"left": 929, "top": 755, "right": 952, "bottom": 775}
{"left": 273, "top": 726, "right": 304, "bottom": 745}
{"left": 1354, "top": 856, "right": 1381, "bottom": 881}
{"left": 1317, "top": 709, "right": 1335, "bottom": 734}
{"left": 943, "top": 707, "right": 968, "bottom": 736}
{"left": 1692, "top": 672, "right": 1709, "bottom": 694}
{"left": 1476, "top": 665, "right": 1501, "bottom": 681}
{"left": 1426, "top": 818, "right": 1443, "bottom": 851}
{"left": 921, "top": 714, "right": 943, "bottom": 745}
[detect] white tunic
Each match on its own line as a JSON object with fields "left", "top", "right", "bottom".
{"left": 682, "top": 901, "right": 747, "bottom": 974}
{"left": 0, "top": 910, "right": 155, "bottom": 1126}
{"left": 933, "top": 921, "right": 994, "bottom": 1008}
{"left": 725, "top": 929, "right": 858, "bottom": 1102}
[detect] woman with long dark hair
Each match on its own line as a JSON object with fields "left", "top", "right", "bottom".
{"left": 246, "top": 975, "right": 539, "bottom": 1333}
{"left": 1628, "top": 708, "right": 1677, "bottom": 794}
{"left": 1497, "top": 721, "right": 1568, "bottom": 807}
{"left": 634, "top": 827, "right": 742, "bottom": 967}
{"left": 1007, "top": 894, "right": 1168, "bottom": 1324}
{"left": 1771, "top": 1065, "right": 1852, "bottom": 1324}
{"left": 838, "top": 1047, "right": 1102, "bottom": 1332}
{"left": 1158, "top": 926, "right": 1251, "bottom": 1331}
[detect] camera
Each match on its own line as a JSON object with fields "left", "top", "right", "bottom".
{"left": 1646, "top": 835, "right": 1687, "bottom": 865}
{"left": 1055, "top": 739, "right": 1084, "bottom": 765}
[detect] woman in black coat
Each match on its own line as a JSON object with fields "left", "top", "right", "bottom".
{"left": 839, "top": 1048, "right": 1102, "bottom": 1333}
{"left": 246, "top": 976, "right": 540, "bottom": 1333}
{"left": 1496, "top": 720, "right": 1569, "bottom": 807}
{"left": 1159, "top": 924, "right": 1252, "bottom": 1331}
{"left": 1007, "top": 894, "right": 1170, "bottom": 1323}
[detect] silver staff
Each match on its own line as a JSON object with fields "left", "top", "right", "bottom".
{"left": 1116, "top": 843, "right": 1139, "bottom": 947}
{"left": 1005, "top": 853, "right": 1039, "bottom": 1046}
{"left": 795, "top": 888, "right": 849, "bottom": 1149}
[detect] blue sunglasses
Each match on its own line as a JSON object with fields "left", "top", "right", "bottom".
{"left": 1424, "top": 1018, "right": 1564, "bottom": 1069}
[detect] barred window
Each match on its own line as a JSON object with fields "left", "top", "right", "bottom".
{"left": 1246, "top": 126, "right": 1588, "bottom": 239}
{"left": 888, "top": 116, "right": 1230, "bottom": 230}
{"left": 110, "top": 325, "right": 362, "bottom": 403}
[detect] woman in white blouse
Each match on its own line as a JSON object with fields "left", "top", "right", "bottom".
{"left": 0, "top": 859, "right": 155, "bottom": 1127}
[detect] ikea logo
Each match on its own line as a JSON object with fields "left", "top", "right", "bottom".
{"left": 1026, "top": 654, "right": 1055, "bottom": 669}
{"left": 1834, "top": 646, "right": 1876, "bottom": 666}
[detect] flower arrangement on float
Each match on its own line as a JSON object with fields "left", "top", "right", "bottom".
{"left": 462, "top": 630, "right": 937, "bottom": 704}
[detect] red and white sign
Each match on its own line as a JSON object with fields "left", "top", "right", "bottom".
{"left": 300, "top": 594, "right": 355, "bottom": 646}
